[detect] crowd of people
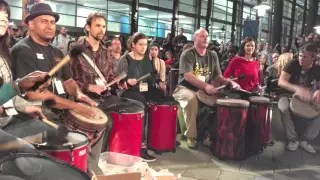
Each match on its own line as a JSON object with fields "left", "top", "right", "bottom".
{"left": 0, "top": 0, "right": 320, "bottom": 178}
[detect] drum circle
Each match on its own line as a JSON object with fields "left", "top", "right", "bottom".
{"left": 0, "top": 153, "right": 90, "bottom": 180}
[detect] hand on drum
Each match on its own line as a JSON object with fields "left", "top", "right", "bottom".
{"left": 73, "top": 103, "right": 96, "bottom": 118}
{"left": 229, "top": 81, "right": 240, "bottom": 90}
{"left": 127, "top": 79, "right": 137, "bottom": 86}
{"left": 88, "top": 84, "right": 106, "bottom": 95}
{"left": 204, "top": 84, "right": 218, "bottom": 95}
{"left": 296, "top": 87, "right": 312, "bottom": 102}
{"left": 313, "top": 90, "right": 320, "bottom": 104}
{"left": 76, "top": 93, "right": 98, "bottom": 107}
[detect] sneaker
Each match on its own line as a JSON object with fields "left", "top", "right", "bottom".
{"left": 299, "top": 141, "right": 316, "bottom": 154}
{"left": 141, "top": 149, "right": 156, "bottom": 162}
{"left": 202, "top": 137, "right": 211, "bottom": 148}
{"left": 286, "top": 140, "right": 299, "bottom": 151}
{"left": 187, "top": 138, "right": 197, "bottom": 149}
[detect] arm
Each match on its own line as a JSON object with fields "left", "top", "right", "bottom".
{"left": 278, "top": 71, "right": 299, "bottom": 93}
{"left": 116, "top": 55, "right": 128, "bottom": 76}
{"left": 159, "top": 59, "right": 166, "bottom": 82}
{"left": 69, "top": 56, "right": 91, "bottom": 93}
{"left": 223, "top": 58, "right": 236, "bottom": 78}
{"left": 0, "top": 82, "right": 17, "bottom": 105}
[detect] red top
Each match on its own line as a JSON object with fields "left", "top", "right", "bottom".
{"left": 165, "top": 59, "right": 174, "bottom": 66}
{"left": 224, "top": 56, "right": 260, "bottom": 92}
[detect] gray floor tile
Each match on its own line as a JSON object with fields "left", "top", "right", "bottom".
{"left": 239, "top": 155, "right": 274, "bottom": 178}
{"left": 208, "top": 156, "right": 241, "bottom": 173}
{"left": 255, "top": 177, "right": 273, "bottom": 180}
{"left": 218, "top": 171, "right": 254, "bottom": 180}
{"left": 274, "top": 168, "right": 320, "bottom": 180}
{"left": 183, "top": 166, "right": 221, "bottom": 180}
{"left": 180, "top": 177, "right": 199, "bottom": 180}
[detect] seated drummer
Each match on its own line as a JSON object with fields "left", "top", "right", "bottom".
{"left": 278, "top": 43, "right": 320, "bottom": 153}
{"left": 149, "top": 42, "right": 166, "bottom": 94}
{"left": 10, "top": 3, "right": 102, "bottom": 173}
{"left": 116, "top": 32, "right": 165, "bottom": 162}
{"left": 172, "top": 28, "right": 239, "bottom": 149}
{"left": 224, "top": 37, "right": 262, "bottom": 96}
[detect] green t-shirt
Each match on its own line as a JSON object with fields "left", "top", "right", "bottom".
{"left": 178, "top": 48, "right": 222, "bottom": 90}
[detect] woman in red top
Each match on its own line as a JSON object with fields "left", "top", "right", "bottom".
{"left": 164, "top": 50, "right": 175, "bottom": 67}
{"left": 224, "top": 37, "right": 262, "bottom": 92}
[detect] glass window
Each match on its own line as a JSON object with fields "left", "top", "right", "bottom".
{"left": 215, "top": 0, "right": 227, "bottom": 7}
{"left": 201, "top": 8, "right": 207, "bottom": 16}
{"left": 179, "top": 3, "right": 195, "bottom": 14}
{"left": 227, "top": 1, "right": 233, "bottom": 8}
{"left": 7, "top": 0, "right": 22, "bottom": 7}
{"left": 180, "top": 0, "right": 194, "bottom": 6}
{"left": 57, "top": 14, "right": 75, "bottom": 26}
{"left": 200, "top": 19, "right": 206, "bottom": 28}
{"left": 138, "top": 26, "right": 157, "bottom": 37}
{"left": 139, "top": 9, "right": 157, "bottom": 19}
{"left": 47, "top": 2, "right": 76, "bottom": 16}
{"left": 108, "top": 21, "right": 122, "bottom": 33}
{"left": 108, "top": 11, "right": 131, "bottom": 24}
{"left": 159, "top": 0, "right": 173, "bottom": 9}
{"left": 10, "top": 6, "right": 22, "bottom": 20}
{"left": 77, "top": 6, "right": 106, "bottom": 18}
{"left": 138, "top": 17, "right": 158, "bottom": 28}
{"left": 213, "top": 12, "right": 226, "bottom": 21}
{"left": 140, "top": 0, "right": 159, "bottom": 6}
{"left": 77, "top": 0, "right": 107, "bottom": 9}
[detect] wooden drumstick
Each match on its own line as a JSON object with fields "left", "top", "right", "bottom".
{"left": 31, "top": 46, "right": 84, "bottom": 91}
{"left": 105, "top": 72, "right": 127, "bottom": 89}
{"left": 137, "top": 73, "right": 151, "bottom": 82}
{"left": 42, "top": 118, "right": 58, "bottom": 129}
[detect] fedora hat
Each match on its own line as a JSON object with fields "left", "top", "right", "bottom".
{"left": 24, "top": 3, "right": 60, "bottom": 24}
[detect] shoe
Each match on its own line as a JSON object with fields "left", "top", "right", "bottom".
{"left": 299, "top": 141, "right": 316, "bottom": 154}
{"left": 141, "top": 149, "right": 156, "bottom": 162}
{"left": 187, "top": 138, "right": 197, "bottom": 149}
{"left": 286, "top": 140, "right": 299, "bottom": 151}
{"left": 267, "top": 140, "right": 275, "bottom": 146}
{"left": 202, "top": 137, "right": 211, "bottom": 148}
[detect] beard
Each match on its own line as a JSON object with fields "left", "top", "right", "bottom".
{"left": 91, "top": 32, "right": 104, "bottom": 41}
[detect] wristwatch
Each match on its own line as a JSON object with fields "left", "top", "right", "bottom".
{"left": 13, "top": 79, "right": 26, "bottom": 96}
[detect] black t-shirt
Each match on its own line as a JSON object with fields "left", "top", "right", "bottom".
{"left": 283, "top": 59, "right": 320, "bottom": 88}
{"left": 11, "top": 36, "right": 71, "bottom": 81}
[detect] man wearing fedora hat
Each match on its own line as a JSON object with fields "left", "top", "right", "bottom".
{"left": 11, "top": 3, "right": 103, "bottom": 174}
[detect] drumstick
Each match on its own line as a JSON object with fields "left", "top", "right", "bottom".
{"left": 215, "top": 74, "right": 246, "bottom": 90}
{"left": 0, "top": 133, "right": 44, "bottom": 151}
{"left": 31, "top": 46, "right": 84, "bottom": 91}
{"left": 105, "top": 72, "right": 127, "bottom": 88}
{"left": 137, "top": 73, "right": 151, "bottom": 82}
{"left": 42, "top": 118, "right": 58, "bottom": 129}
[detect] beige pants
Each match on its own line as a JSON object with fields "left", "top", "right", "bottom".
{"left": 173, "top": 85, "right": 198, "bottom": 139}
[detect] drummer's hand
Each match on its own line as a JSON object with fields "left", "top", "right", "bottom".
{"left": 0, "top": 106, "right": 4, "bottom": 115}
{"left": 229, "top": 81, "right": 240, "bottom": 90}
{"left": 296, "top": 87, "right": 312, "bottom": 102}
{"left": 25, "top": 106, "right": 46, "bottom": 120}
{"left": 204, "top": 84, "right": 217, "bottom": 95}
{"left": 18, "top": 71, "right": 51, "bottom": 92}
{"left": 88, "top": 84, "right": 106, "bottom": 95}
{"left": 159, "top": 81, "right": 166, "bottom": 94}
{"left": 127, "top": 79, "right": 137, "bottom": 86}
{"left": 312, "top": 90, "right": 320, "bottom": 104}
{"left": 77, "top": 93, "right": 98, "bottom": 106}
{"left": 118, "top": 81, "right": 128, "bottom": 90}
{"left": 73, "top": 103, "right": 96, "bottom": 118}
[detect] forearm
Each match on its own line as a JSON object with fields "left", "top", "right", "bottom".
{"left": 64, "top": 79, "right": 81, "bottom": 98}
{"left": 184, "top": 72, "right": 207, "bottom": 90}
{"left": 278, "top": 80, "right": 299, "bottom": 93}
{"left": 26, "top": 91, "right": 78, "bottom": 110}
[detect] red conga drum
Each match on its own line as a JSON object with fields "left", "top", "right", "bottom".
{"left": 108, "top": 102, "right": 144, "bottom": 157}
{"left": 246, "top": 96, "right": 271, "bottom": 155}
{"left": 147, "top": 97, "right": 179, "bottom": 154}
{"left": 215, "top": 99, "right": 250, "bottom": 160}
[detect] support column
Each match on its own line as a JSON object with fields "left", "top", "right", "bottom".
{"left": 205, "top": 0, "right": 213, "bottom": 32}
{"left": 306, "top": 0, "right": 319, "bottom": 34}
{"left": 170, "top": 0, "right": 179, "bottom": 38}
{"left": 271, "top": 0, "right": 284, "bottom": 48}
{"left": 288, "top": 0, "right": 296, "bottom": 49}
{"left": 130, "top": 0, "right": 139, "bottom": 35}
{"left": 301, "top": 0, "right": 308, "bottom": 36}
{"left": 196, "top": 0, "right": 201, "bottom": 29}
{"left": 231, "top": 0, "right": 238, "bottom": 44}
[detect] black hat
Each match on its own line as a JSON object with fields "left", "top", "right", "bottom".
{"left": 24, "top": 3, "right": 60, "bottom": 24}
{"left": 150, "top": 42, "right": 160, "bottom": 49}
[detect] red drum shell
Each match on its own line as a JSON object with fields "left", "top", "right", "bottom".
{"left": 33, "top": 131, "right": 89, "bottom": 172}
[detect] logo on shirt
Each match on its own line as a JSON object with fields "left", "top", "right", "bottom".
{"left": 36, "top": 53, "right": 44, "bottom": 60}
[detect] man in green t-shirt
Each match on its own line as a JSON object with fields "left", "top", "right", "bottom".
{"left": 173, "top": 28, "right": 240, "bottom": 149}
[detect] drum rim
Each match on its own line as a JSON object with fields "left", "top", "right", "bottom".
{"left": 109, "top": 110, "right": 144, "bottom": 115}
{"left": 249, "top": 96, "right": 270, "bottom": 104}
{"left": 69, "top": 108, "right": 108, "bottom": 126}
{"left": 216, "top": 99, "right": 250, "bottom": 108}
{"left": 290, "top": 96, "right": 319, "bottom": 119}
{"left": 0, "top": 153, "right": 90, "bottom": 179}
{"left": 32, "top": 131, "right": 89, "bottom": 151}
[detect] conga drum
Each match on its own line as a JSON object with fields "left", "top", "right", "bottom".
{"left": 290, "top": 94, "right": 320, "bottom": 120}
{"left": 147, "top": 97, "right": 179, "bottom": 153}
{"left": 64, "top": 104, "right": 108, "bottom": 146}
{"left": 214, "top": 99, "right": 250, "bottom": 160}
{"left": 107, "top": 100, "right": 144, "bottom": 157}
{"left": 246, "top": 96, "right": 271, "bottom": 155}
{"left": 168, "top": 68, "right": 179, "bottom": 96}
{"left": 0, "top": 153, "right": 90, "bottom": 179}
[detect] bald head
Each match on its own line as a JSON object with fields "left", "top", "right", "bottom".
{"left": 193, "top": 28, "right": 209, "bottom": 49}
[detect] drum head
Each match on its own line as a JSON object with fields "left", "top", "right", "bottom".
{"left": 149, "top": 96, "right": 179, "bottom": 106}
{"left": 33, "top": 131, "right": 89, "bottom": 151}
{"left": 216, "top": 99, "right": 250, "bottom": 108}
{"left": 290, "top": 95, "right": 319, "bottom": 119}
{"left": 249, "top": 96, "right": 270, "bottom": 104}
{"left": 0, "top": 153, "right": 90, "bottom": 180}
{"left": 70, "top": 105, "right": 108, "bottom": 127}
{"left": 109, "top": 104, "right": 144, "bottom": 114}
